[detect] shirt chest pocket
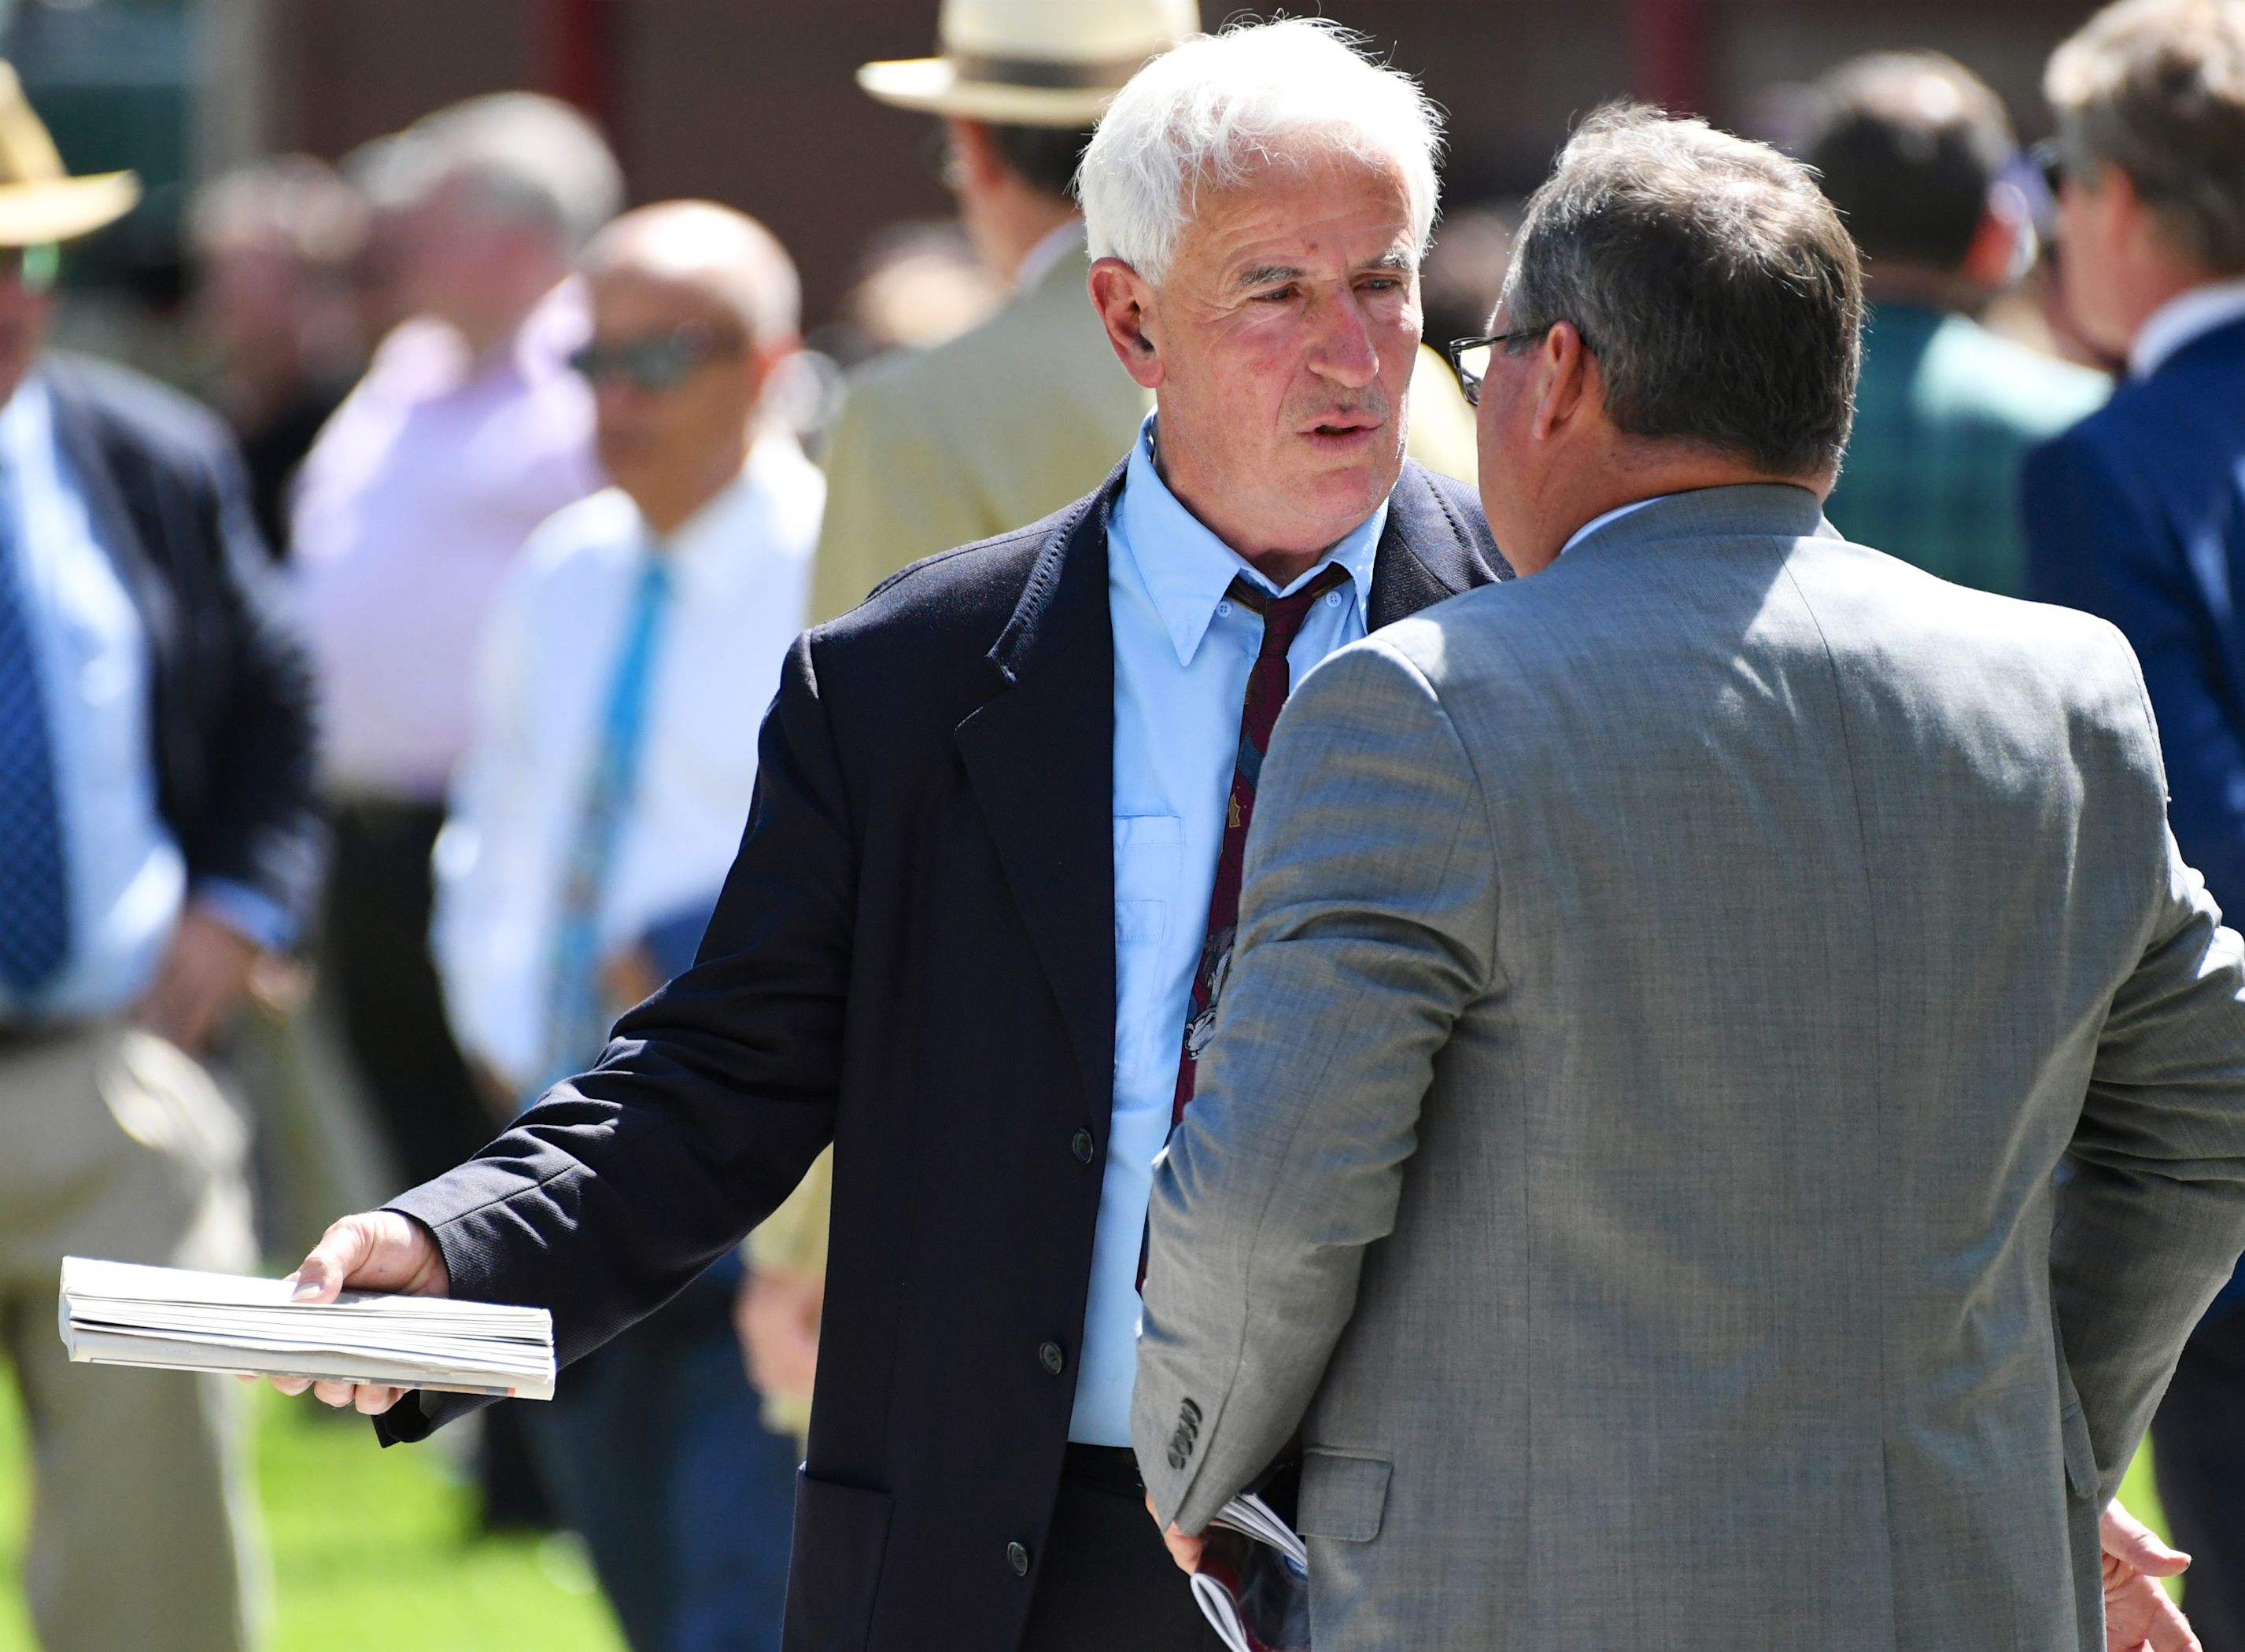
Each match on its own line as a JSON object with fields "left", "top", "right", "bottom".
{"left": 1114, "top": 814, "right": 1183, "bottom": 946}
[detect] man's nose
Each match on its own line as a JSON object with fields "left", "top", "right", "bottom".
{"left": 1306, "top": 291, "right": 1380, "bottom": 389}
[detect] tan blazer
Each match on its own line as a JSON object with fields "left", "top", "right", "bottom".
{"left": 809, "top": 226, "right": 1150, "bottom": 624}
{"left": 809, "top": 224, "right": 1480, "bottom": 624}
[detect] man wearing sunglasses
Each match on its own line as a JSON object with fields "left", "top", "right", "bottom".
{"left": 418, "top": 199, "right": 822, "bottom": 1652}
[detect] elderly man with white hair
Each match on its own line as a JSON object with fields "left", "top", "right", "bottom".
{"left": 264, "top": 20, "right": 1503, "bottom": 1650}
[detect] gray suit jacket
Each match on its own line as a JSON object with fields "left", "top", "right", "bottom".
{"left": 1132, "top": 484, "right": 2245, "bottom": 1651}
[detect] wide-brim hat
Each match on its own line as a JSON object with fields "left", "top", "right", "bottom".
{"left": 0, "top": 60, "right": 138, "bottom": 246}
{"left": 859, "top": 0, "right": 1199, "bottom": 127}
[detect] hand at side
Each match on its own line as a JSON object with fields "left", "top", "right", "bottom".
{"left": 1147, "top": 1491, "right": 1205, "bottom": 1574}
{"left": 2104, "top": 1500, "right": 2199, "bottom": 1652}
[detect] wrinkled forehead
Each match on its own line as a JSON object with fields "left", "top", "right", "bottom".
{"left": 1169, "top": 147, "right": 1421, "bottom": 289}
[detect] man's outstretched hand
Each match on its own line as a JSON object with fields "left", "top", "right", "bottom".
{"left": 2104, "top": 1500, "right": 2199, "bottom": 1652}
{"left": 246, "top": 1211, "right": 451, "bottom": 1417}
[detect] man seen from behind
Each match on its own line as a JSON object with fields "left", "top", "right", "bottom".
{"left": 1135, "top": 104, "right": 2245, "bottom": 1652}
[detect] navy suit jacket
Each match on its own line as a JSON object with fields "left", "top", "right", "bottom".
{"left": 2023, "top": 315, "right": 2245, "bottom": 1314}
{"left": 2024, "top": 318, "right": 2245, "bottom": 913}
{"left": 375, "top": 458, "right": 1505, "bottom": 1652}
{"left": 43, "top": 354, "right": 323, "bottom": 932}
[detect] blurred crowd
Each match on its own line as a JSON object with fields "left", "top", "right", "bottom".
{"left": 1, "top": 0, "right": 2243, "bottom": 1649}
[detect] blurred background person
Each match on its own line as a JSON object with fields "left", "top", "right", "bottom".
{"left": 812, "top": 220, "right": 1002, "bottom": 372}
{"left": 1800, "top": 50, "right": 2110, "bottom": 595}
{"left": 431, "top": 200, "right": 819, "bottom": 1652}
{"left": 288, "top": 87, "right": 621, "bottom": 1533}
{"left": 185, "top": 156, "right": 371, "bottom": 562}
{"left": 0, "top": 61, "right": 321, "bottom": 1652}
{"left": 289, "top": 90, "right": 617, "bottom": 1200}
{"left": 185, "top": 155, "right": 396, "bottom": 1265}
{"left": 2022, "top": 2, "right": 2245, "bottom": 1640}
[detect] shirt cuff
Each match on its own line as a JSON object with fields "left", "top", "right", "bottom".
{"left": 192, "top": 879, "right": 299, "bottom": 953}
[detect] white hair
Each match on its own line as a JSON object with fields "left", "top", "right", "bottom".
{"left": 404, "top": 92, "right": 624, "bottom": 250}
{"left": 1078, "top": 18, "right": 1444, "bottom": 283}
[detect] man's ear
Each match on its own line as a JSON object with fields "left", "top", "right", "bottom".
{"left": 1530, "top": 319, "right": 1596, "bottom": 444}
{"left": 1089, "top": 256, "right": 1164, "bottom": 389}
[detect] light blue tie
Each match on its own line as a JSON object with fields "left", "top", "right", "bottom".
{"left": 539, "top": 553, "right": 673, "bottom": 1093}
{"left": 0, "top": 484, "right": 70, "bottom": 996}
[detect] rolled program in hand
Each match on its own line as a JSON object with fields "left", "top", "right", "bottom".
{"left": 57, "top": 1256, "right": 555, "bottom": 1399}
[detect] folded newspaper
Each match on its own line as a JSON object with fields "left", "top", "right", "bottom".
{"left": 1192, "top": 1491, "right": 1311, "bottom": 1652}
{"left": 57, "top": 1257, "right": 556, "bottom": 1400}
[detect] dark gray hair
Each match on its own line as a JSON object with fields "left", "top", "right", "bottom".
{"left": 1799, "top": 52, "right": 2018, "bottom": 274}
{"left": 1498, "top": 105, "right": 1863, "bottom": 479}
{"left": 2047, "top": 0, "right": 2245, "bottom": 274}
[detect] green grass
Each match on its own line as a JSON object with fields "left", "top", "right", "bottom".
{"left": 0, "top": 1377, "right": 624, "bottom": 1652}
{"left": 0, "top": 1362, "right": 2186, "bottom": 1646}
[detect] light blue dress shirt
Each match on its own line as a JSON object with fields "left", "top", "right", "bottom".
{"left": 0, "top": 378, "right": 288, "bottom": 1022}
{"left": 1073, "top": 415, "right": 1387, "bottom": 1445}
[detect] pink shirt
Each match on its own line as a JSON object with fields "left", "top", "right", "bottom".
{"left": 290, "top": 284, "right": 600, "bottom": 800}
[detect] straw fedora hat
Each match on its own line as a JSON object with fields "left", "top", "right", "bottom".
{"left": 858, "top": 0, "right": 1200, "bottom": 128}
{"left": 0, "top": 60, "right": 139, "bottom": 246}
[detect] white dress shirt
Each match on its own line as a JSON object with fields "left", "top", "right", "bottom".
{"left": 1073, "top": 416, "right": 1387, "bottom": 1446}
{"left": 2130, "top": 275, "right": 2245, "bottom": 381}
{"left": 432, "top": 436, "right": 823, "bottom": 1091}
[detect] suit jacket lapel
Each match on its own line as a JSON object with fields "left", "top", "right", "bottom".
{"left": 954, "top": 466, "right": 1124, "bottom": 1135}
{"left": 1368, "top": 461, "right": 1508, "bottom": 628}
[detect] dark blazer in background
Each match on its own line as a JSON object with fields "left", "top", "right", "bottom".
{"left": 2023, "top": 318, "right": 2245, "bottom": 919}
{"left": 377, "top": 458, "right": 1505, "bottom": 1652}
{"left": 42, "top": 352, "right": 324, "bottom": 929}
{"left": 2022, "top": 314, "right": 2245, "bottom": 1648}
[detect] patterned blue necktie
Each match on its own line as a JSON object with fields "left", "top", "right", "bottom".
{"left": 538, "top": 553, "right": 673, "bottom": 1093}
{"left": 0, "top": 491, "right": 70, "bottom": 995}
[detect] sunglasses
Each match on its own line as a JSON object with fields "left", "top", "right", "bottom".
{"left": 1445, "top": 323, "right": 1567, "bottom": 407}
{"left": 568, "top": 322, "right": 741, "bottom": 393}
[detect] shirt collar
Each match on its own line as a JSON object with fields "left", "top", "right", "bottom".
{"left": 2129, "top": 275, "right": 2245, "bottom": 381}
{"left": 640, "top": 433, "right": 804, "bottom": 595}
{"left": 1560, "top": 493, "right": 1674, "bottom": 557}
{"left": 0, "top": 374, "right": 45, "bottom": 476}
{"left": 1114, "top": 413, "right": 1386, "bottom": 667}
{"left": 1014, "top": 220, "right": 1085, "bottom": 297}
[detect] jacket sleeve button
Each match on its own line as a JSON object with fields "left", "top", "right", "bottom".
{"left": 1072, "top": 1130, "right": 1095, "bottom": 1164}
{"left": 1039, "top": 1340, "right": 1065, "bottom": 1376}
{"left": 1007, "top": 1541, "right": 1032, "bottom": 1577}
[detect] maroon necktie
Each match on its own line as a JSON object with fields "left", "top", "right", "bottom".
{"left": 1172, "top": 562, "right": 1353, "bottom": 1123}
{"left": 1139, "top": 564, "right": 1352, "bottom": 1290}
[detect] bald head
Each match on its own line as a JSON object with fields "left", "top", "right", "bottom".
{"left": 581, "top": 200, "right": 800, "bottom": 349}
{"left": 574, "top": 201, "right": 805, "bottom": 536}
